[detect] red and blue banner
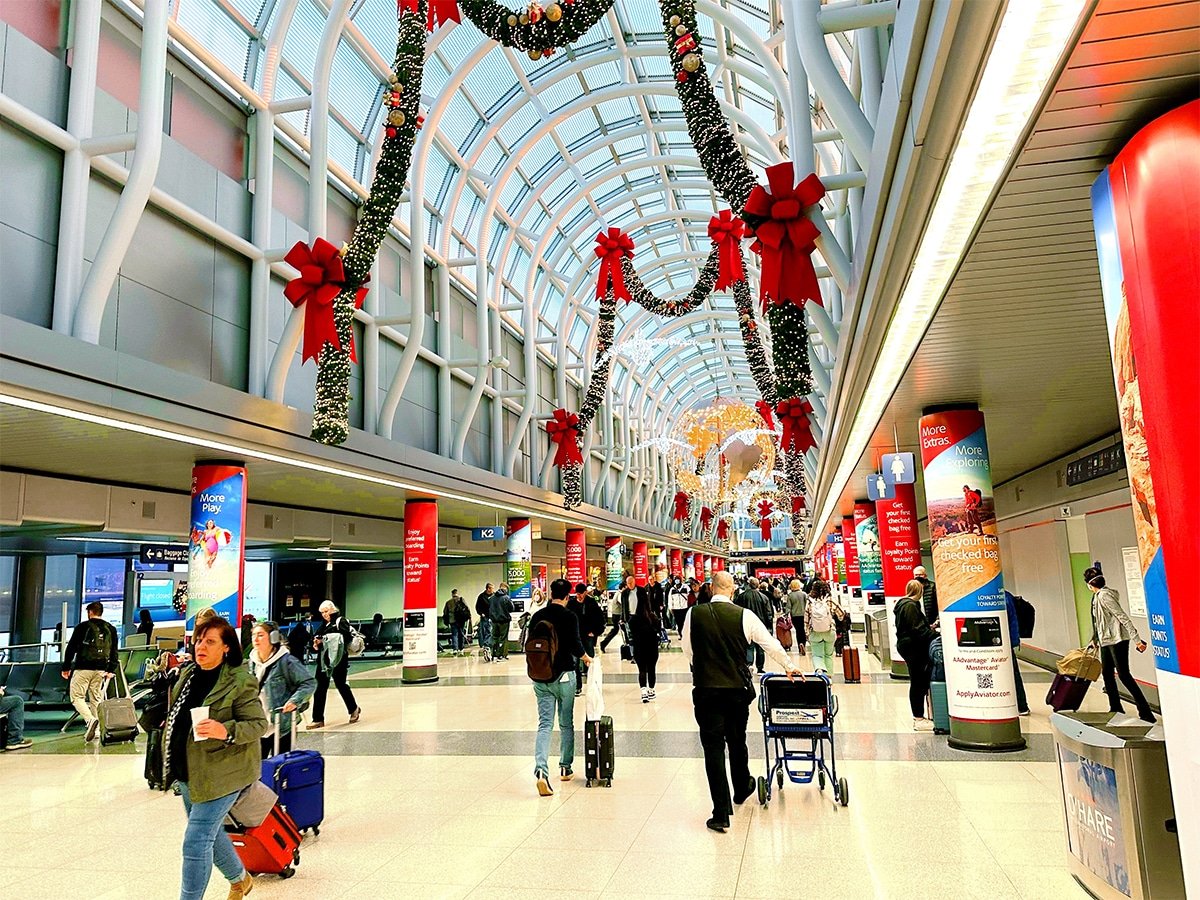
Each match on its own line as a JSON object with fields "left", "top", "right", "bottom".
{"left": 506, "top": 518, "right": 533, "bottom": 601}
{"left": 853, "top": 501, "right": 883, "bottom": 593}
{"left": 187, "top": 463, "right": 246, "bottom": 629}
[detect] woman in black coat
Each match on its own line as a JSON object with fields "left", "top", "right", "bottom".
{"left": 895, "top": 579, "right": 939, "bottom": 732}
{"left": 625, "top": 578, "right": 661, "bottom": 703}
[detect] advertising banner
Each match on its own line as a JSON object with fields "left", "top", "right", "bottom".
{"left": 186, "top": 463, "right": 246, "bottom": 628}
{"left": 506, "top": 518, "right": 533, "bottom": 601}
{"left": 605, "top": 536, "right": 623, "bottom": 591}
{"left": 1058, "top": 747, "right": 1130, "bottom": 896}
{"left": 632, "top": 541, "right": 649, "bottom": 586}
{"left": 669, "top": 548, "right": 683, "bottom": 580}
{"left": 703, "top": 555, "right": 713, "bottom": 581}
{"left": 565, "top": 528, "right": 587, "bottom": 586}
{"left": 756, "top": 567, "right": 796, "bottom": 580}
{"left": 533, "top": 564, "right": 548, "bottom": 597}
{"left": 877, "top": 482, "right": 922, "bottom": 676}
{"left": 854, "top": 501, "right": 883, "bottom": 593}
{"left": 841, "top": 517, "right": 860, "bottom": 589}
{"left": 919, "top": 408, "right": 1021, "bottom": 746}
{"left": 403, "top": 499, "right": 438, "bottom": 679}
{"left": 684, "top": 552, "right": 695, "bottom": 581}
{"left": 713, "top": 557, "right": 724, "bottom": 572}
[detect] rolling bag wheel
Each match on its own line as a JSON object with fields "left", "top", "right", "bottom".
{"left": 585, "top": 778, "right": 593, "bottom": 788}
{"left": 293, "top": 850, "right": 301, "bottom": 866}
{"left": 838, "top": 777, "right": 849, "bottom": 807}
{"left": 818, "top": 770, "right": 826, "bottom": 791}
{"left": 312, "top": 825, "right": 320, "bottom": 836}
{"left": 776, "top": 769, "right": 784, "bottom": 789}
{"left": 280, "top": 866, "right": 296, "bottom": 879}
{"left": 604, "top": 778, "right": 612, "bottom": 788}
{"left": 757, "top": 776, "right": 768, "bottom": 808}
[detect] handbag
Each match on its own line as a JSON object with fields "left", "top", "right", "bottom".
{"left": 1057, "top": 646, "right": 1102, "bottom": 682}
{"left": 225, "top": 780, "right": 278, "bottom": 829}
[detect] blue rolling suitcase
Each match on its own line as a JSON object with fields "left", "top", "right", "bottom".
{"left": 260, "top": 715, "right": 324, "bottom": 835}
{"left": 929, "top": 681, "right": 950, "bottom": 734}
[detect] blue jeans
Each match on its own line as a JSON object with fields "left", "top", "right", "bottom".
{"left": 1, "top": 694, "right": 25, "bottom": 743}
{"left": 477, "top": 617, "right": 492, "bottom": 649}
{"left": 450, "top": 623, "right": 465, "bottom": 651}
{"left": 179, "top": 782, "right": 245, "bottom": 900}
{"left": 533, "top": 673, "right": 576, "bottom": 775}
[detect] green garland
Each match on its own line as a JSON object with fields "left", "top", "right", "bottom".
{"left": 459, "top": 0, "right": 613, "bottom": 56}
{"left": 311, "top": 8, "right": 428, "bottom": 444}
{"left": 619, "top": 246, "right": 719, "bottom": 317}
{"left": 733, "top": 278, "right": 776, "bottom": 407}
{"left": 562, "top": 288, "right": 616, "bottom": 509}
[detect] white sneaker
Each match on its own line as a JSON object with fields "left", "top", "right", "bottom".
{"left": 646, "top": 689, "right": 656, "bottom": 700}
{"left": 641, "top": 688, "right": 650, "bottom": 704}
{"left": 913, "top": 718, "right": 935, "bottom": 732}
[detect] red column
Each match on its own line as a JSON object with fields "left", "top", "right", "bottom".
{"left": 632, "top": 541, "right": 649, "bottom": 586}
{"left": 877, "top": 482, "right": 922, "bottom": 678}
{"left": 669, "top": 548, "right": 683, "bottom": 579}
{"left": 403, "top": 499, "right": 438, "bottom": 683}
{"left": 565, "top": 528, "right": 587, "bottom": 586}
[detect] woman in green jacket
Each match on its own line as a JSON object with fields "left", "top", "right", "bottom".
{"left": 161, "top": 617, "right": 267, "bottom": 900}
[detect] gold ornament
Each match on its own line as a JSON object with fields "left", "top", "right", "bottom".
{"left": 546, "top": 3, "right": 562, "bottom": 21}
{"left": 675, "top": 24, "right": 688, "bottom": 36}
{"left": 519, "top": 12, "right": 529, "bottom": 24}
{"left": 528, "top": 48, "right": 543, "bottom": 60}
{"left": 388, "top": 110, "right": 406, "bottom": 126}
{"left": 507, "top": 14, "right": 518, "bottom": 25}
{"left": 682, "top": 53, "right": 701, "bottom": 72}
{"left": 669, "top": 14, "right": 681, "bottom": 26}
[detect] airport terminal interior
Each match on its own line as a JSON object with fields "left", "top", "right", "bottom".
{"left": 0, "top": 0, "right": 1197, "bottom": 898}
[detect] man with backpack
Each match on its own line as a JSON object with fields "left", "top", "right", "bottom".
{"left": 526, "top": 578, "right": 591, "bottom": 796}
{"left": 61, "top": 601, "right": 119, "bottom": 741}
{"left": 489, "top": 585, "right": 515, "bottom": 662}
{"left": 475, "top": 583, "right": 495, "bottom": 654}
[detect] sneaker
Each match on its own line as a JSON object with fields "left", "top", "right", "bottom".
{"left": 646, "top": 689, "right": 656, "bottom": 700}
{"left": 641, "top": 688, "right": 650, "bottom": 704}
{"left": 1019, "top": 709, "right": 1031, "bottom": 717}
{"left": 560, "top": 766, "right": 574, "bottom": 782}
{"left": 85, "top": 719, "right": 99, "bottom": 742}
{"left": 5, "top": 739, "right": 32, "bottom": 751}
{"left": 575, "top": 689, "right": 583, "bottom": 697}
{"left": 913, "top": 718, "right": 935, "bottom": 732}
{"left": 348, "top": 708, "right": 362, "bottom": 724}
{"left": 536, "top": 771, "right": 554, "bottom": 796}
{"left": 705, "top": 817, "right": 730, "bottom": 833}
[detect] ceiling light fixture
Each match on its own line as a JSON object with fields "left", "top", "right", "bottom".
{"left": 811, "top": 0, "right": 1088, "bottom": 539}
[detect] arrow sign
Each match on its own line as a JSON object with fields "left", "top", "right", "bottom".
{"left": 140, "top": 544, "right": 190, "bottom": 564}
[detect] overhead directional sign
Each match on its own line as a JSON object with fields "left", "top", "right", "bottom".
{"left": 866, "top": 473, "right": 894, "bottom": 501}
{"left": 472, "top": 526, "right": 504, "bottom": 541}
{"left": 140, "top": 544, "right": 190, "bottom": 564}
{"left": 881, "top": 452, "right": 916, "bottom": 485}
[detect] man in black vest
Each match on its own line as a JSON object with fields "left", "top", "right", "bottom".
{"left": 682, "top": 571, "right": 801, "bottom": 832}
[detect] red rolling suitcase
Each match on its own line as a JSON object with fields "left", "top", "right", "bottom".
{"left": 228, "top": 805, "right": 301, "bottom": 879}
{"left": 1046, "top": 673, "right": 1090, "bottom": 712}
{"left": 841, "top": 647, "right": 861, "bottom": 683}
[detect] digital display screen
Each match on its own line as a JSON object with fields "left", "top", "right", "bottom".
{"left": 137, "top": 578, "right": 183, "bottom": 623}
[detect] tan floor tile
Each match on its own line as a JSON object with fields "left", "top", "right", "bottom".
{"left": 606, "top": 850, "right": 742, "bottom": 896}
{"left": 486, "top": 849, "right": 626, "bottom": 890}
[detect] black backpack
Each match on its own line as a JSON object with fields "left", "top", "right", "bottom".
{"left": 1015, "top": 595, "right": 1036, "bottom": 639}
{"left": 79, "top": 620, "right": 112, "bottom": 665}
{"left": 525, "top": 618, "right": 559, "bottom": 683}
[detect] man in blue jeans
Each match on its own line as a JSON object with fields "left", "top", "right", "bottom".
{"left": 528, "top": 578, "right": 591, "bottom": 796}
{"left": 1, "top": 686, "right": 33, "bottom": 750}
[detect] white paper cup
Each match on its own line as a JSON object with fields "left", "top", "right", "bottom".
{"left": 191, "top": 705, "right": 210, "bottom": 741}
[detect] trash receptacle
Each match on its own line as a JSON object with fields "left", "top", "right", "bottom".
{"left": 1050, "top": 712, "right": 1184, "bottom": 899}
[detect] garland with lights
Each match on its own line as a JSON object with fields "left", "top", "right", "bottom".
{"left": 459, "top": 0, "right": 614, "bottom": 58}
{"left": 308, "top": 8, "right": 427, "bottom": 445}
{"left": 734, "top": 278, "right": 776, "bottom": 407}
{"left": 619, "top": 247, "right": 719, "bottom": 317}
{"left": 558, "top": 288, "right": 616, "bottom": 509}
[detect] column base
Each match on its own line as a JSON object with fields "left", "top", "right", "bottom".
{"left": 948, "top": 717, "right": 1027, "bottom": 752}
{"left": 402, "top": 665, "right": 438, "bottom": 684}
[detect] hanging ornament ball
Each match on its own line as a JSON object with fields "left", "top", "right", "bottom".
{"left": 528, "top": 48, "right": 543, "bottom": 60}
{"left": 388, "top": 71, "right": 400, "bottom": 84}
{"left": 682, "top": 53, "right": 701, "bottom": 72}
{"left": 546, "top": 3, "right": 562, "bottom": 21}
{"left": 676, "top": 71, "right": 688, "bottom": 82}
{"left": 669, "top": 14, "right": 681, "bottom": 26}
{"left": 519, "top": 12, "right": 529, "bottom": 24}
{"left": 507, "top": 14, "right": 518, "bottom": 25}
{"left": 385, "top": 126, "right": 397, "bottom": 139}
{"left": 388, "top": 109, "right": 406, "bottom": 126}
{"left": 675, "top": 24, "right": 688, "bottom": 36}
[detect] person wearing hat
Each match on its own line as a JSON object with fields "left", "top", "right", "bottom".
{"left": 1085, "top": 565, "right": 1154, "bottom": 722}
{"left": 912, "top": 566, "right": 938, "bottom": 625}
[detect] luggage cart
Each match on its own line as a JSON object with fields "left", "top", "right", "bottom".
{"left": 756, "top": 673, "right": 848, "bottom": 809}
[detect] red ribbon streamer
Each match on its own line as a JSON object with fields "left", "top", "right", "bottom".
{"left": 745, "top": 162, "right": 826, "bottom": 311}
{"left": 775, "top": 397, "right": 815, "bottom": 454}
{"left": 399, "top": 0, "right": 460, "bottom": 30}
{"left": 757, "top": 500, "right": 774, "bottom": 541}
{"left": 284, "top": 239, "right": 354, "bottom": 364}
{"left": 672, "top": 491, "right": 691, "bottom": 521}
{"left": 594, "top": 228, "right": 635, "bottom": 303}
{"left": 754, "top": 400, "right": 776, "bottom": 431}
{"left": 708, "top": 211, "right": 745, "bottom": 290}
{"left": 700, "top": 507, "right": 714, "bottom": 531}
{"left": 545, "top": 408, "right": 583, "bottom": 467}
{"left": 792, "top": 495, "right": 806, "bottom": 514}
{"left": 716, "top": 520, "right": 729, "bottom": 541}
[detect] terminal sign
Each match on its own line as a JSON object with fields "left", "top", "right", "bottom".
{"left": 472, "top": 526, "right": 504, "bottom": 541}
{"left": 140, "top": 544, "right": 189, "bottom": 565}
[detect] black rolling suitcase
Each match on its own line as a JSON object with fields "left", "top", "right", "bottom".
{"left": 145, "top": 728, "right": 164, "bottom": 789}
{"left": 584, "top": 716, "right": 615, "bottom": 787}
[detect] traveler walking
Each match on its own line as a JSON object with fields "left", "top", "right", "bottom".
{"left": 158, "top": 616, "right": 266, "bottom": 900}
{"left": 742, "top": 578, "right": 775, "bottom": 674}
{"left": 238, "top": 615, "right": 256, "bottom": 653}
{"left": 0, "top": 685, "right": 33, "bottom": 750}
{"left": 528, "top": 578, "right": 591, "bottom": 795}
{"left": 286, "top": 615, "right": 312, "bottom": 663}
{"left": 247, "top": 621, "right": 315, "bottom": 757}
{"left": 475, "top": 583, "right": 495, "bottom": 652}
{"left": 786, "top": 579, "right": 808, "bottom": 653}
{"left": 913, "top": 566, "right": 938, "bottom": 625}
{"left": 805, "top": 580, "right": 837, "bottom": 675}
{"left": 307, "top": 601, "right": 362, "bottom": 728}
{"left": 137, "top": 608, "right": 155, "bottom": 644}
{"left": 895, "top": 580, "right": 939, "bottom": 731}
{"left": 627, "top": 577, "right": 661, "bottom": 702}
{"left": 682, "top": 571, "right": 801, "bottom": 832}
{"left": 669, "top": 577, "right": 691, "bottom": 635}
{"left": 569, "top": 584, "right": 605, "bottom": 695}
{"left": 1085, "top": 566, "right": 1155, "bottom": 722}
{"left": 489, "top": 586, "right": 515, "bottom": 661}
{"left": 831, "top": 595, "right": 851, "bottom": 656}
{"left": 61, "top": 601, "right": 119, "bottom": 742}
{"left": 599, "top": 575, "right": 631, "bottom": 652}
{"left": 450, "top": 591, "right": 471, "bottom": 654}
{"left": 1003, "top": 591, "right": 1030, "bottom": 716}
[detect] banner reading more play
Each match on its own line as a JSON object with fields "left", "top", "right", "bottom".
{"left": 919, "top": 408, "right": 1022, "bottom": 751}
{"left": 187, "top": 463, "right": 247, "bottom": 629}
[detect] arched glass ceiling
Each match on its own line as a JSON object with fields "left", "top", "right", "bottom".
{"left": 173, "top": 0, "right": 828, "bottom": 437}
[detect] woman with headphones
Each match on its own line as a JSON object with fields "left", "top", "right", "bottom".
{"left": 248, "top": 621, "right": 317, "bottom": 756}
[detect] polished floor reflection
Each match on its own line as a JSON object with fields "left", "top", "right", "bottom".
{"left": 0, "top": 645, "right": 1092, "bottom": 898}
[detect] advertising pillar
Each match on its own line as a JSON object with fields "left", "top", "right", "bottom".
{"left": 1092, "top": 101, "right": 1199, "bottom": 891}
{"left": 186, "top": 462, "right": 247, "bottom": 629}
{"left": 713, "top": 557, "right": 725, "bottom": 573}
{"left": 605, "top": 536, "right": 623, "bottom": 592}
{"left": 877, "top": 483, "right": 922, "bottom": 678}
{"left": 403, "top": 499, "right": 438, "bottom": 683}
{"left": 919, "top": 406, "right": 1023, "bottom": 751}
{"left": 842, "top": 516, "right": 863, "bottom": 623}
{"left": 632, "top": 541, "right": 649, "bottom": 586}
{"left": 565, "top": 528, "right": 587, "bottom": 587}
{"left": 854, "top": 500, "right": 883, "bottom": 601}
{"left": 703, "top": 555, "right": 713, "bottom": 582}
{"left": 684, "top": 552, "right": 695, "bottom": 581}
{"left": 669, "top": 548, "right": 683, "bottom": 580}
{"left": 506, "top": 518, "right": 533, "bottom": 647}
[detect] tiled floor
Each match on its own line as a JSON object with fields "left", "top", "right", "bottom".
{"left": 0, "top": 644, "right": 1092, "bottom": 898}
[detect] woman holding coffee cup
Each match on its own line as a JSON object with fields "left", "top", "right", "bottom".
{"left": 157, "top": 616, "right": 267, "bottom": 900}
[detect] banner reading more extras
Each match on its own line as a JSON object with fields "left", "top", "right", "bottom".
{"left": 186, "top": 463, "right": 247, "bottom": 629}
{"left": 632, "top": 541, "right": 649, "bottom": 586}
{"left": 919, "top": 407, "right": 1021, "bottom": 749}
{"left": 403, "top": 500, "right": 438, "bottom": 678}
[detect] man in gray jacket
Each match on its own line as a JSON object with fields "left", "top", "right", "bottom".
{"left": 786, "top": 579, "right": 809, "bottom": 654}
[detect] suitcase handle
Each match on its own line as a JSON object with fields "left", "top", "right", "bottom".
{"left": 270, "top": 707, "right": 299, "bottom": 756}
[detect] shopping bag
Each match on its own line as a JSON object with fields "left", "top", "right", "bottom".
{"left": 1057, "top": 647, "right": 1102, "bottom": 681}
{"left": 586, "top": 652, "right": 605, "bottom": 721}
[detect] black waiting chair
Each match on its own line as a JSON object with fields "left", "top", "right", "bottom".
{"left": 5, "top": 663, "right": 43, "bottom": 702}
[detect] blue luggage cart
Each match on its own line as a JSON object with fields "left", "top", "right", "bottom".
{"left": 756, "top": 673, "right": 848, "bottom": 808}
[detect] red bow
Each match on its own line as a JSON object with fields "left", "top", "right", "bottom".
{"left": 745, "top": 162, "right": 825, "bottom": 310}
{"left": 754, "top": 400, "right": 776, "bottom": 431}
{"left": 716, "top": 519, "right": 729, "bottom": 541}
{"left": 545, "top": 408, "right": 583, "bottom": 467}
{"left": 284, "top": 239, "right": 366, "bottom": 364}
{"left": 775, "top": 397, "right": 815, "bottom": 454}
{"left": 792, "top": 495, "right": 806, "bottom": 514}
{"left": 757, "top": 500, "right": 774, "bottom": 541}
{"left": 594, "top": 228, "right": 635, "bottom": 303}
{"left": 399, "top": 0, "right": 460, "bottom": 30}
{"left": 672, "top": 491, "right": 691, "bottom": 522}
{"left": 700, "top": 507, "right": 714, "bottom": 531}
{"left": 708, "top": 211, "right": 745, "bottom": 290}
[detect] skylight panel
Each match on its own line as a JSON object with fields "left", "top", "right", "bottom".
{"left": 328, "top": 42, "right": 376, "bottom": 132}
{"left": 582, "top": 60, "right": 624, "bottom": 92}
{"left": 439, "top": 93, "right": 483, "bottom": 153}
{"left": 468, "top": 52, "right": 521, "bottom": 113}
{"left": 497, "top": 104, "right": 542, "bottom": 149}
{"left": 281, "top": 0, "right": 323, "bottom": 81}
{"left": 177, "top": 0, "right": 253, "bottom": 78}
{"left": 538, "top": 73, "right": 587, "bottom": 115}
